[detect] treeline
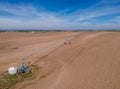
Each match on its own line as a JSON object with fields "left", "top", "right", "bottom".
{"left": 0, "top": 30, "right": 68, "bottom": 32}
{"left": 0, "top": 29, "right": 120, "bottom": 32}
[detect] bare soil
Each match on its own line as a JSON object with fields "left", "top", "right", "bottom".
{"left": 0, "top": 31, "right": 120, "bottom": 89}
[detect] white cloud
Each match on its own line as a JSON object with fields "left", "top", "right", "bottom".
{"left": 0, "top": 3, "right": 38, "bottom": 16}
{"left": 72, "top": 3, "right": 120, "bottom": 21}
{"left": 0, "top": 0, "right": 120, "bottom": 30}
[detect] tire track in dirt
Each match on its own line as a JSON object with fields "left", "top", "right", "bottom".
{"left": 51, "top": 32, "right": 108, "bottom": 89}
{"left": 25, "top": 32, "right": 107, "bottom": 89}
{"left": 15, "top": 32, "right": 120, "bottom": 89}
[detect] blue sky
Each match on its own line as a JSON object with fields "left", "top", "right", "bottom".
{"left": 0, "top": 0, "right": 120, "bottom": 30}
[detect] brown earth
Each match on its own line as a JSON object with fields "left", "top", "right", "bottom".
{"left": 0, "top": 31, "right": 120, "bottom": 89}
{"left": 0, "top": 32, "right": 77, "bottom": 74}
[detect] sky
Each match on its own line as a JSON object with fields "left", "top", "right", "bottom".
{"left": 0, "top": 0, "right": 120, "bottom": 30}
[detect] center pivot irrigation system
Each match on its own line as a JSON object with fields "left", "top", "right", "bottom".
{"left": 8, "top": 33, "right": 81, "bottom": 75}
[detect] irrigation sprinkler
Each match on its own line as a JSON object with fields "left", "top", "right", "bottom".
{"left": 21, "top": 33, "right": 79, "bottom": 66}
{"left": 7, "top": 33, "right": 81, "bottom": 76}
